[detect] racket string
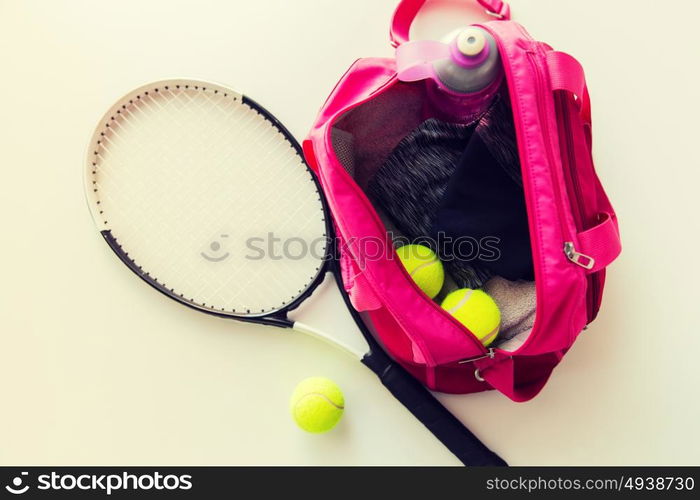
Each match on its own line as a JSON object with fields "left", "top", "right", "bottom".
{"left": 103, "top": 93, "right": 251, "bottom": 267}
{"left": 90, "top": 82, "right": 327, "bottom": 314}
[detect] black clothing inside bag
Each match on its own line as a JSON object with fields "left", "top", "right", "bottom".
{"left": 367, "top": 118, "right": 494, "bottom": 288}
{"left": 431, "top": 96, "right": 534, "bottom": 282}
{"left": 368, "top": 93, "right": 534, "bottom": 286}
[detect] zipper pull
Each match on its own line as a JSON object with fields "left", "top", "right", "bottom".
{"left": 458, "top": 348, "right": 496, "bottom": 364}
{"left": 564, "top": 241, "right": 595, "bottom": 270}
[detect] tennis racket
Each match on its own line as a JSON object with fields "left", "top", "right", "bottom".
{"left": 84, "top": 79, "right": 506, "bottom": 466}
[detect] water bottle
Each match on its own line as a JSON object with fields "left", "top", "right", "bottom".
{"left": 396, "top": 26, "right": 503, "bottom": 122}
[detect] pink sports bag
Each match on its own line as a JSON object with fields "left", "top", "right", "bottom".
{"left": 303, "top": 0, "right": 621, "bottom": 403}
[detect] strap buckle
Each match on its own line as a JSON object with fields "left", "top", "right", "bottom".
{"left": 485, "top": 9, "right": 506, "bottom": 19}
{"left": 482, "top": 0, "right": 511, "bottom": 20}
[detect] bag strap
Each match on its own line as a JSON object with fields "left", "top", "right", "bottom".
{"left": 575, "top": 212, "right": 622, "bottom": 273}
{"left": 390, "top": 0, "right": 511, "bottom": 47}
{"left": 546, "top": 50, "right": 592, "bottom": 124}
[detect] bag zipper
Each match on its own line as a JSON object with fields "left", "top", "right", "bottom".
{"left": 558, "top": 93, "right": 587, "bottom": 228}
{"left": 525, "top": 51, "right": 574, "bottom": 243}
{"left": 458, "top": 348, "right": 496, "bottom": 364}
{"left": 527, "top": 48, "right": 601, "bottom": 262}
{"left": 525, "top": 47, "right": 603, "bottom": 325}
{"left": 556, "top": 92, "right": 603, "bottom": 321}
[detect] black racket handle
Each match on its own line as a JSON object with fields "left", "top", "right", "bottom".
{"left": 362, "top": 349, "right": 507, "bottom": 466}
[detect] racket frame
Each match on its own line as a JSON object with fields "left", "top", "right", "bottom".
{"left": 87, "top": 80, "right": 332, "bottom": 330}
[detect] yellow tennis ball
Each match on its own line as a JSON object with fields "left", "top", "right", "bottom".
{"left": 290, "top": 377, "right": 344, "bottom": 433}
{"left": 441, "top": 289, "right": 501, "bottom": 346}
{"left": 396, "top": 244, "right": 445, "bottom": 299}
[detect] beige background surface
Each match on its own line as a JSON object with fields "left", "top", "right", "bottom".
{"left": 1, "top": 0, "right": 699, "bottom": 465}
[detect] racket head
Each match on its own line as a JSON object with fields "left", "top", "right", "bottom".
{"left": 85, "top": 79, "right": 331, "bottom": 322}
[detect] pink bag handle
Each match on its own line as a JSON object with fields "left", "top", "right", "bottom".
{"left": 390, "top": 0, "right": 511, "bottom": 47}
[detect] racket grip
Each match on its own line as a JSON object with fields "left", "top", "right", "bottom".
{"left": 362, "top": 350, "right": 507, "bottom": 466}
